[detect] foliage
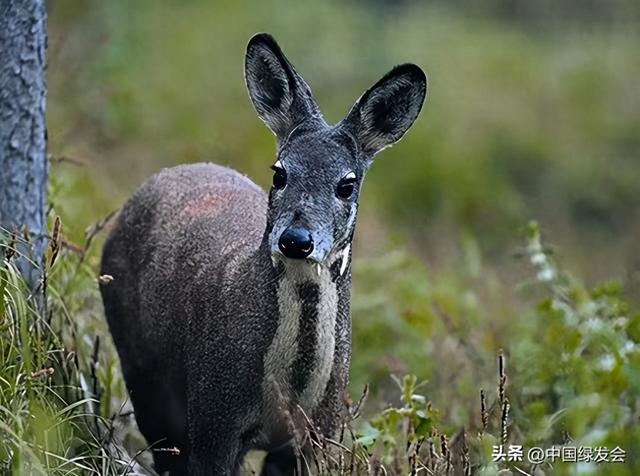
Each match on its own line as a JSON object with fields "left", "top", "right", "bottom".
{"left": 2, "top": 212, "right": 638, "bottom": 474}
{"left": 508, "top": 223, "right": 640, "bottom": 474}
{"left": 345, "top": 223, "right": 640, "bottom": 475}
{"left": 0, "top": 224, "right": 142, "bottom": 475}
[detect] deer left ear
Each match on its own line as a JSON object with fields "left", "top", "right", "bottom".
{"left": 342, "top": 64, "right": 427, "bottom": 157}
{"left": 245, "top": 33, "right": 321, "bottom": 141}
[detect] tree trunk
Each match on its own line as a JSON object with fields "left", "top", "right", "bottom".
{"left": 0, "top": 0, "right": 48, "bottom": 292}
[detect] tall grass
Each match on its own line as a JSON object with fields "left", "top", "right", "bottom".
{"left": 347, "top": 223, "right": 640, "bottom": 475}
{"left": 0, "top": 224, "right": 149, "bottom": 475}
{"left": 2, "top": 217, "right": 638, "bottom": 474}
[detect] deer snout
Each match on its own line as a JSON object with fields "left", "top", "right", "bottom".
{"left": 278, "top": 227, "right": 314, "bottom": 259}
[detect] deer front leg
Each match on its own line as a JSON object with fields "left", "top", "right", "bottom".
{"left": 186, "top": 386, "right": 245, "bottom": 476}
{"left": 185, "top": 353, "right": 253, "bottom": 476}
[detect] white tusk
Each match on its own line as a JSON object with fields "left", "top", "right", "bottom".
{"left": 339, "top": 243, "right": 351, "bottom": 276}
{"left": 315, "top": 263, "right": 321, "bottom": 276}
{"left": 271, "top": 255, "right": 278, "bottom": 268}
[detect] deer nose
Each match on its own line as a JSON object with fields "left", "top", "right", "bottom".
{"left": 278, "top": 228, "right": 314, "bottom": 259}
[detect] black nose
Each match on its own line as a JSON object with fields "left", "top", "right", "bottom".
{"left": 278, "top": 228, "right": 314, "bottom": 259}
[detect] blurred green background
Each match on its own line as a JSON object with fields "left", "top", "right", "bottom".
{"left": 48, "top": 0, "right": 640, "bottom": 287}
{"left": 41, "top": 0, "right": 640, "bottom": 472}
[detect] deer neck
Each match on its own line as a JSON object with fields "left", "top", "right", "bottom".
{"left": 261, "top": 244, "right": 350, "bottom": 416}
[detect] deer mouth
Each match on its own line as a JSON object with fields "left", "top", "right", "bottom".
{"left": 271, "top": 242, "right": 350, "bottom": 279}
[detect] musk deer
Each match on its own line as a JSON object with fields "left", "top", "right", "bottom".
{"left": 100, "top": 33, "right": 426, "bottom": 475}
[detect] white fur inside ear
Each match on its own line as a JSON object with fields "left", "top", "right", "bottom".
{"left": 339, "top": 243, "right": 351, "bottom": 276}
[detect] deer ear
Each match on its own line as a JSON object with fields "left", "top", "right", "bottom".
{"left": 342, "top": 64, "right": 426, "bottom": 157}
{"left": 245, "top": 33, "right": 320, "bottom": 139}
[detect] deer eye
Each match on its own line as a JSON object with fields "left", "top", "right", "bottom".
{"left": 336, "top": 172, "right": 356, "bottom": 199}
{"left": 271, "top": 161, "right": 287, "bottom": 189}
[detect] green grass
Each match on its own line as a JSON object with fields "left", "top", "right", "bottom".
{"left": 0, "top": 225, "right": 144, "bottom": 475}
{"left": 349, "top": 223, "right": 640, "bottom": 475}
{"left": 2, "top": 217, "right": 638, "bottom": 474}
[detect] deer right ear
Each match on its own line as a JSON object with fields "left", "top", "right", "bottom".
{"left": 342, "top": 64, "right": 427, "bottom": 157}
{"left": 245, "top": 33, "right": 320, "bottom": 140}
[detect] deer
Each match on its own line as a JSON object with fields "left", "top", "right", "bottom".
{"left": 100, "top": 33, "right": 426, "bottom": 476}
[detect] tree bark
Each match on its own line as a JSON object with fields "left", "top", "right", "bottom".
{"left": 0, "top": 0, "right": 48, "bottom": 291}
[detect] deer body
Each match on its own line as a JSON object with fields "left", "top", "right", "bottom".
{"left": 100, "top": 34, "right": 426, "bottom": 475}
